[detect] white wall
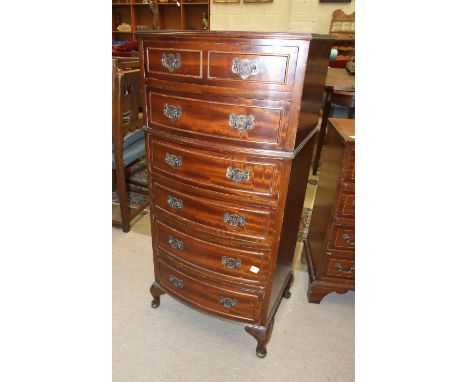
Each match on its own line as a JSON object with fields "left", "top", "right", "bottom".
{"left": 210, "top": 0, "right": 355, "bottom": 34}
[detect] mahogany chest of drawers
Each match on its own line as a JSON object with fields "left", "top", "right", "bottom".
{"left": 137, "top": 30, "right": 333, "bottom": 357}
{"left": 305, "top": 118, "right": 355, "bottom": 303}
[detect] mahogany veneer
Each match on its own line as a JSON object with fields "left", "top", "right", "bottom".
{"left": 305, "top": 118, "right": 355, "bottom": 303}
{"left": 137, "top": 30, "right": 333, "bottom": 357}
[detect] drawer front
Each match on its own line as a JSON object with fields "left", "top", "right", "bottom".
{"left": 155, "top": 219, "right": 267, "bottom": 282}
{"left": 327, "top": 224, "right": 355, "bottom": 252}
{"left": 148, "top": 91, "right": 290, "bottom": 148}
{"left": 143, "top": 40, "right": 298, "bottom": 93}
{"left": 324, "top": 257, "right": 355, "bottom": 280}
{"left": 343, "top": 145, "right": 355, "bottom": 181}
{"left": 148, "top": 136, "right": 281, "bottom": 201}
{"left": 157, "top": 258, "right": 261, "bottom": 323}
{"left": 207, "top": 48, "right": 293, "bottom": 86}
{"left": 145, "top": 47, "right": 202, "bottom": 79}
{"left": 335, "top": 190, "right": 355, "bottom": 219}
{"left": 152, "top": 181, "right": 274, "bottom": 242}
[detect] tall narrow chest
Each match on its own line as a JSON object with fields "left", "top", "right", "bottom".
{"left": 137, "top": 31, "right": 333, "bottom": 357}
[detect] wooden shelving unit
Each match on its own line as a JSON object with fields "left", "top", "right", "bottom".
{"left": 112, "top": 1, "right": 210, "bottom": 42}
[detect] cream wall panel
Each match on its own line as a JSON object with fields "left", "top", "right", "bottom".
{"left": 210, "top": 0, "right": 354, "bottom": 34}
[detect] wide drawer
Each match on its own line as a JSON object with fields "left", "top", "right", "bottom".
{"left": 148, "top": 91, "right": 291, "bottom": 149}
{"left": 152, "top": 180, "right": 275, "bottom": 242}
{"left": 157, "top": 257, "right": 262, "bottom": 323}
{"left": 147, "top": 135, "right": 282, "bottom": 202}
{"left": 335, "top": 190, "right": 355, "bottom": 219}
{"left": 143, "top": 40, "right": 299, "bottom": 93}
{"left": 326, "top": 224, "right": 355, "bottom": 252}
{"left": 154, "top": 219, "right": 268, "bottom": 283}
{"left": 324, "top": 256, "right": 355, "bottom": 280}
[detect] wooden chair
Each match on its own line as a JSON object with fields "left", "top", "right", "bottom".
{"left": 312, "top": 90, "right": 355, "bottom": 175}
{"left": 112, "top": 59, "right": 148, "bottom": 232}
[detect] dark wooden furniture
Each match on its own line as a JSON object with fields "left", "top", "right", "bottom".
{"left": 305, "top": 118, "right": 354, "bottom": 303}
{"left": 137, "top": 30, "right": 333, "bottom": 357}
{"left": 313, "top": 68, "right": 355, "bottom": 175}
{"left": 112, "top": 59, "right": 149, "bottom": 232}
{"left": 112, "top": 0, "right": 210, "bottom": 42}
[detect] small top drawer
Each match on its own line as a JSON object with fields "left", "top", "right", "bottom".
{"left": 207, "top": 49, "right": 291, "bottom": 85}
{"left": 146, "top": 47, "right": 202, "bottom": 79}
{"left": 143, "top": 40, "right": 299, "bottom": 94}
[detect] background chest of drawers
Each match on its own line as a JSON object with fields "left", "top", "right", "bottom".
{"left": 137, "top": 30, "right": 333, "bottom": 357}
{"left": 304, "top": 118, "right": 355, "bottom": 303}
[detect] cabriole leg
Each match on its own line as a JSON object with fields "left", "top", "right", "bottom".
{"left": 150, "top": 282, "right": 165, "bottom": 309}
{"left": 245, "top": 317, "right": 275, "bottom": 358}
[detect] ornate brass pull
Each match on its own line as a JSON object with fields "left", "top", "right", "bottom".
{"left": 163, "top": 104, "right": 182, "bottom": 122}
{"left": 342, "top": 233, "right": 355, "bottom": 246}
{"left": 229, "top": 114, "right": 255, "bottom": 131}
{"left": 161, "top": 52, "right": 181, "bottom": 72}
{"left": 224, "top": 212, "right": 245, "bottom": 228}
{"left": 335, "top": 263, "right": 355, "bottom": 274}
{"left": 219, "top": 296, "right": 237, "bottom": 308}
{"left": 169, "top": 275, "right": 184, "bottom": 288}
{"left": 167, "top": 195, "right": 183, "bottom": 209}
{"left": 226, "top": 166, "right": 250, "bottom": 183}
{"left": 221, "top": 256, "right": 241, "bottom": 269}
{"left": 168, "top": 235, "right": 183, "bottom": 250}
{"left": 165, "top": 153, "right": 183, "bottom": 169}
{"left": 232, "top": 57, "right": 259, "bottom": 80}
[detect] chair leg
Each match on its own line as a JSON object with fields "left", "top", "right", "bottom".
{"left": 313, "top": 90, "right": 332, "bottom": 175}
{"left": 114, "top": 160, "right": 131, "bottom": 233}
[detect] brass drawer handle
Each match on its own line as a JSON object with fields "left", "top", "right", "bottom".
{"left": 226, "top": 166, "right": 250, "bottom": 183}
{"left": 161, "top": 52, "right": 181, "bottom": 72}
{"left": 229, "top": 114, "right": 255, "bottom": 131}
{"left": 219, "top": 296, "right": 237, "bottom": 308}
{"left": 221, "top": 256, "right": 241, "bottom": 269}
{"left": 163, "top": 104, "right": 182, "bottom": 121}
{"left": 232, "top": 57, "right": 259, "bottom": 80}
{"left": 165, "top": 153, "right": 183, "bottom": 169}
{"left": 342, "top": 233, "right": 355, "bottom": 246}
{"left": 169, "top": 275, "right": 184, "bottom": 288}
{"left": 167, "top": 195, "right": 183, "bottom": 209}
{"left": 168, "top": 235, "right": 184, "bottom": 250}
{"left": 224, "top": 212, "right": 245, "bottom": 228}
{"left": 335, "top": 263, "right": 355, "bottom": 274}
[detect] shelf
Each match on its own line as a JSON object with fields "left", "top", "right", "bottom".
{"left": 113, "top": 0, "right": 209, "bottom": 36}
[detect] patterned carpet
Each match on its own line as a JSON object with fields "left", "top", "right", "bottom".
{"left": 112, "top": 157, "right": 149, "bottom": 210}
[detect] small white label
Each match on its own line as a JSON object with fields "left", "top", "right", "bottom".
{"left": 250, "top": 266, "right": 260, "bottom": 274}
